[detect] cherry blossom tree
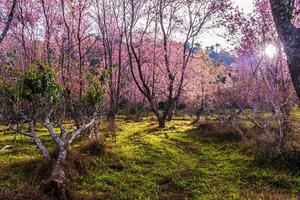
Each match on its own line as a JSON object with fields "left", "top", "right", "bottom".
{"left": 93, "top": 0, "right": 129, "bottom": 127}
{"left": 181, "top": 50, "right": 232, "bottom": 123}
{"left": 124, "top": 0, "right": 231, "bottom": 127}
{"left": 218, "top": 0, "right": 297, "bottom": 151}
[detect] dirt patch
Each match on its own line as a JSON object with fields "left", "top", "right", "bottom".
{"left": 196, "top": 123, "right": 243, "bottom": 142}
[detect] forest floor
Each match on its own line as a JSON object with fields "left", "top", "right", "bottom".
{"left": 0, "top": 114, "right": 300, "bottom": 200}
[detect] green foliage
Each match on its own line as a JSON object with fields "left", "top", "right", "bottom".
{"left": 85, "top": 65, "right": 115, "bottom": 106}
{"left": 0, "top": 80, "right": 18, "bottom": 105}
{"left": 86, "top": 81, "right": 104, "bottom": 106}
{"left": 20, "top": 63, "right": 62, "bottom": 103}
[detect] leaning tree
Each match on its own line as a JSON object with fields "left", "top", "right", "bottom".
{"left": 269, "top": 0, "right": 300, "bottom": 101}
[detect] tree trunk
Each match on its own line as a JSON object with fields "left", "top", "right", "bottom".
{"left": 50, "top": 148, "right": 67, "bottom": 183}
{"left": 230, "top": 118, "right": 244, "bottom": 140}
{"left": 273, "top": 108, "right": 288, "bottom": 156}
{"left": 30, "top": 121, "right": 50, "bottom": 159}
{"left": 269, "top": 0, "right": 300, "bottom": 101}
{"left": 234, "top": 125, "right": 244, "bottom": 140}
{"left": 192, "top": 114, "right": 200, "bottom": 124}
{"left": 135, "top": 109, "right": 142, "bottom": 121}
{"left": 286, "top": 56, "right": 300, "bottom": 101}
{"left": 108, "top": 114, "right": 116, "bottom": 128}
{"left": 193, "top": 107, "right": 204, "bottom": 124}
{"left": 94, "top": 122, "right": 100, "bottom": 141}
{"left": 158, "top": 117, "right": 166, "bottom": 128}
{"left": 40, "top": 147, "right": 72, "bottom": 200}
{"left": 167, "top": 108, "right": 173, "bottom": 121}
{"left": 32, "top": 135, "right": 50, "bottom": 159}
{"left": 275, "top": 130, "right": 284, "bottom": 156}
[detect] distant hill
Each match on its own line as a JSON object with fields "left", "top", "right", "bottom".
{"left": 208, "top": 49, "right": 234, "bottom": 66}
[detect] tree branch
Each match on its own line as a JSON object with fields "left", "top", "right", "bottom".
{"left": 0, "top": 0, "right": 18, "bottom": 45}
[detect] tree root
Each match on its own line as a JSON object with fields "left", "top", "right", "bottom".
{"left": 40, "top": 179, "right": 74, "bottom": 200}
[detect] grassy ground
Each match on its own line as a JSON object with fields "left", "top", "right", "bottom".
{"left": 0, "top": 117, "right": 300, "bottom": 199}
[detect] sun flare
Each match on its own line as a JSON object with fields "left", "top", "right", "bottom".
{"left": 264, "top": 44, "right": 277, "bottom": 58}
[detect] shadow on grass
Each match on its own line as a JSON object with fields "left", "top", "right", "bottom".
{"left": 250, "top": 149, "right": 300, "bottom": 173}
{"left": 176, "top": 123, "right": 300, "bottom": 195}
{"left": 0, "top": 147, "right": 97, "bottom": 199}
{"left": 8, "top": 157, "right": 52, "bottom": 183}
{"left": 192, "top": 123, "right": 300, "bottom": 169}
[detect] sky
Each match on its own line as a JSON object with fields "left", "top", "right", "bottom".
{"left": 199, "top": 0, "right": 255, "bottom": 51}
{"left": 232, "top": 0, "right": 255, "bottom": 14}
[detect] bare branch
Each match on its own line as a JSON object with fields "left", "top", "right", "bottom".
{"left": 69, "top": 117, "right": 96, "bottom": 144}
{"left": 0, "top": 0, "right": 18, "bottom": 45}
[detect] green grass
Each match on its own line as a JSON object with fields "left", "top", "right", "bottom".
{"left": 0, "top": 118, "right": 300, "bottom": 199}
